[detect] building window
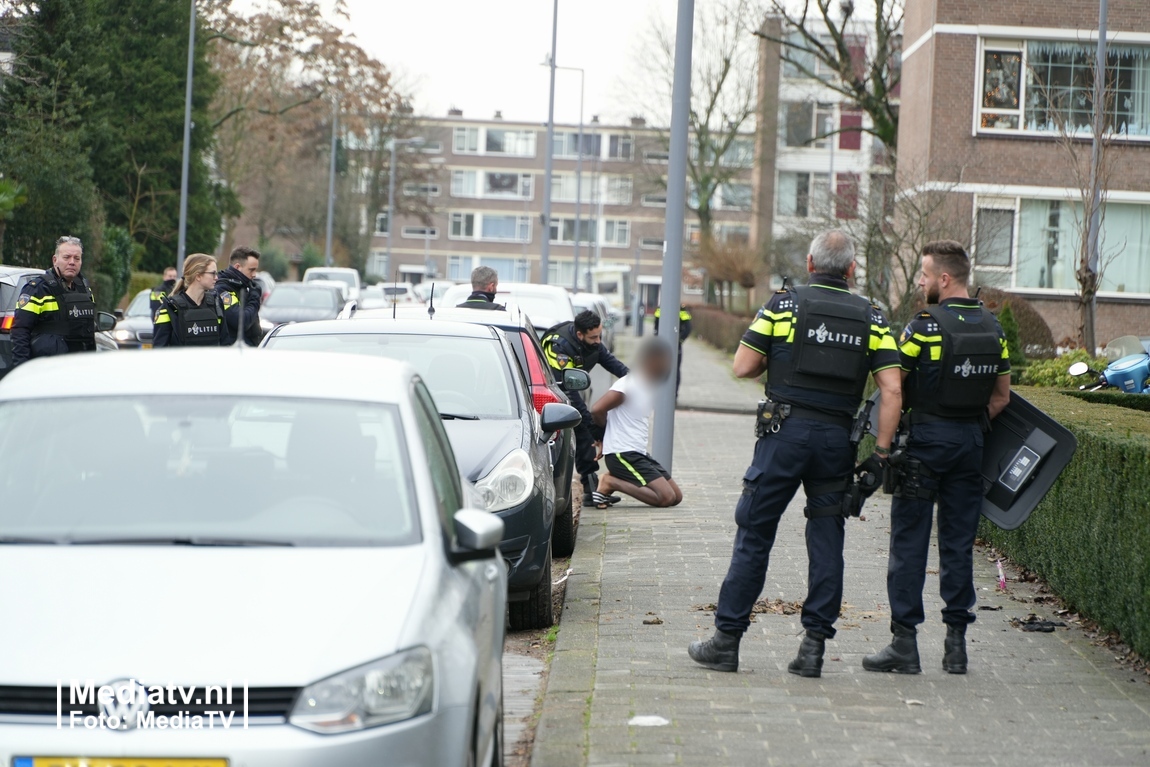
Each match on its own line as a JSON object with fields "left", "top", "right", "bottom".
{"left": 368, "top": 249, "right": 388, "bottom": 277}
{"left": 640, "top": 237, "right": 664, "bottom": 250}
{"left": 603, "top": 220, "right": 630, "bottom": 247}
{"left": 449, "top": 212, "right": 475, "bottom": 239}
{"left": 973, "top": 208, "right": 1015, "bottom": 288}
{"left": 835, "top": 173, "right": 860, "bottom": 220}
{"left": 549, "top": 217, "right": 598, "bottom": 244}
{"left": 607, "top": 134, "right": 633, "bottom": 161}
{"left": 480, "top": 214, "right": 531, "bottom": 242}
{"left": 551, "top": 174, "right": 594, "bottom": 203}
{"left": 401, "top": 225, "right": 438, "bottom": 239}
{"left": 552, "top": 132, "right": 601, "bottom": 159}
{"left": 643, "top": 149, "right": 669, "bottom": 164}
{"left": 403, "top": 182, "right": 441, "bottom": 197}
{"left": 447, "top": 255, "right": 472, "bottom": 281}
{"left": 420, "top": 141, "right": 444, "bottom": 154}
{"left": 484, "top": 172, "right": 533, "bottom": 199}
{"left": 784, "top": 102, "right": 834, "bottom": 147}
{"left": 686, "top": 222, "right": 701, "bottom": 246}
{"left": 485, "top": 129, "right": 536, "bottom": 157}
{"left": 718, "top": 224, "right": 750, "bottom": 245}
{"left": 979, "top": 40, "right": 1150, "bottom": 137}
{"left": 641, "top": 192, "right": 667, "bottom": 207}
{"left": 375, "top": 212, "right": 389, "bottom": 235}
{"left": 777, "top": 171, "right": 830, "bottom": 218}
{"left": 547, "top": 260, "right": 576, "bottom": 285}
{"left": 719, "top": 183, "right": 753, "bottom": 211}
{"left": 720, "top": 138, "right": 755, "bottom": 167}
{"left": 451, "top": 170, "right": 477, "bottom": 197}
{"left": 453, "top": 126, "right": 479, "bottom": 153}
{"left": 604, "top": 175, "right": 633, "bottom": 205}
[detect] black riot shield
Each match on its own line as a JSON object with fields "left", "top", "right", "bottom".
{"left": 863, "top": 391, "right": 1077, "bottom": 530}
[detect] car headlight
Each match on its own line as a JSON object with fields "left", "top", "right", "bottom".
{"left": 289, "top": 647, "right": 434, "bottom": 734}
{"left": 112, "top": 329, "right": 136, "bottom": 342}
{"left": 474, "top": 448, "right": 534, "bottom": 512}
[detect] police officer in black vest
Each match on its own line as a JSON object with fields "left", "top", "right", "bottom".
{"left": 150, "top": 266, "right": 178, "bottom": 319}
{"left": 457, "top": 265, "right": 506, "bottom": 310}
{"left": 11, "top": 235, "right": 98, "bottom": 365}
{"left": 541, "top": 310, "right": 629, "bottom": 504}
{"left": 153, "top": 254, "right": 232, "bottom": 348}
{"left": 689, "top": 230, "right": 903, "bottom": 677}
{"left": 863, "top": 241, "right": 1011, "bottom": 676}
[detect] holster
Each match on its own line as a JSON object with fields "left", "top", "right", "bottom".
{"left": 885, "top": 454, "right": 939, "bottom": 501}
{"left": 755, "top": 399, "right": 789, "bottom": 438}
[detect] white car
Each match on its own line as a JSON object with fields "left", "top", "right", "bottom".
{"left": 441, "top": 282, "right": 575, "bottom": 337}
{"left": 303, "top": 266, "right": 361, "bottom": 300}
{"left": 0, "top": 348, "right": 506, "bottom": 766}
{"left": 413, "top": 281, "right": 457, "bottom": 304}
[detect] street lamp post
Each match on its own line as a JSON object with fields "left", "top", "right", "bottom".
{"left": 386, "top": 136, "right": 426, "bottom": 278}
{"left": 553, "top": 64, "right": 585, "bottom": 293}
{"left": 541, "top": 0, "right": 560, "bottom": 284}
{"left": 176, "top": 0, "right": 196, "bottom": 273}
{"left": 424, "top": 157, "right": 446, "bottom": 278}
{"left": 324, "top": 99, "right": 338, "bottom": 267}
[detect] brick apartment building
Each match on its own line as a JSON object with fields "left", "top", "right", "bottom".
{"left": 375, "top": 111, "right": 756, "bottom": 304}
{"left": 900, "top": 0, "right": 1150, "bottom": 343}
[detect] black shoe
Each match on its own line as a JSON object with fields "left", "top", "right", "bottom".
{"left": 862, "top": 622, "right": 922, "bottom": 674}
{"left": 943, "top": 624, "right": 968, "bottom": 674}
{"left": 787, "top": 630, "right": 827, "bottom": 678}
{"left": 581, "top": 472, "right": 619, "bottom": 504}
{"left": 688, "top": 629, "right": 740, "bottom": 672}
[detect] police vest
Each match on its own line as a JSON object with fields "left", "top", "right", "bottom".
{"left": 171, "top": 293, "right": 222, "bottom": 346}
{"left": 767, "top": 286, "right": 872, "bottom": 401}
{"left": 913, "top": 306, "right": 1002, "bottom": 418}
{"left": 38, "top": 274, "right": 97, "bottom": 343}
{"left": 542, "top": 322, "right": 601, "bottom": 371}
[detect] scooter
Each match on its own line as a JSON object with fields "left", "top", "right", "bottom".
{"left": 1067, "top": 335, "right": 1150, "bottom": 394}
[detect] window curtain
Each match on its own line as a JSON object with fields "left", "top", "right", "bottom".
{"left": 1016, "top": 199, "right": 1079, "bottom": 289}
{"left": 1113, "top": 45, "right": 1150, "bottom": 137}
{"left": 1098, "top": 203, "right": 1150, "bottom": 292}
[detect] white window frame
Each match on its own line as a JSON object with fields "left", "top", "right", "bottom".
{"left": 478, "top": 214, "right": 532, "bottom": 243}
{"left": 639, "top": 237, "right": 665, "bottom": 250}
{"left": 549, "top": 217, "right": 597, "bottom": 245}
{"left": 643, "top": 149, "right": 669, "bottom": 164}
{"left": 401, "top": 225, "right": 439, "bottom": 239}
{"left": 483, "top": 128, "right": 537, "bottom": 158}
{"left": 483, "top": 171, "right": 534, "bottom": 201}
{"left": 402, "top": 182, "right": 441, "bottom": 197}
{"left": 718, "top": 182, "right": 753, "bottom": 212}
{"left": 604, "top": 175, "right": 634, "bottom": 205}
{"left": 641, "top": 192, "right": 667, "bottom": 207}
{"left": 449, "top": 212, "right": 476, "bottom": 239}
{"left": 602, "top": 219, "right": 631, "bottom": 248}
{"left": 374, "top": 212, "right": 389, "bottom": 235}
{"left": 607, "top": 134, "right": 634, "bottom": 161}
{"left": 453, "top": 126, "right": 479, "bottom": 154}
{"left": 420, "top": 141, "right": 444, "bottom": 154}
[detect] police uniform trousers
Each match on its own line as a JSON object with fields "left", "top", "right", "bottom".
{"left": 888, "top": 421, "right": 984, "bottom": 628}
{"left": 566, "top": 388, "right": 599, "bottom": 478}
{"left": 715, "top": 417, "right": 853, "bottom": 638}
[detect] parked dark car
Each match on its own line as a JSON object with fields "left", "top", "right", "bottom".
{"left": 110, "top": 288, "right": 155, "bottom": 348}
{"left": 362, "top": 304, "right": 582, "bottom": 557}
{"left": 260, "top": 319, "right": 585, "bottom": 630}
{"left": 258, "top": 282, "right": 347, "bottom": 334}
{"left": 1, "top": 265, "right": 118, "bottom": 379}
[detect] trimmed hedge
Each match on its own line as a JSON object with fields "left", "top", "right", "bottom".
{"left": 126, "top": 271, "right": 163, "bottom": 308}
{"left": 1064, "top": 390, "right": 1150, "bottom": 412}
{"left": 978, "top": 386, "right": 1150, "bottom": 656}
{"left": 1021, "top": 350, "right": 1110, "bottom": 388}
{"left": 690, "top": 305, "right": 753, "bottom": 354}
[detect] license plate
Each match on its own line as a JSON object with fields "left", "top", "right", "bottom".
{"left": 141, "top": 344, "right": 152, "bottom": 349}
{"left": 22, "top": 760, "right": 227, "bottom": 767}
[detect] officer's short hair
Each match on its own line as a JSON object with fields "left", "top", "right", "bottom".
{"left": 922, "top": 240, "right": 971, "bottom": 284}
{"left": 229, "top": 246, "right": 261, "bottom": 265}
{"left": 809, "top": 230, "right": 855, "bottom": 276}
{"left": 574, "top": 309, "right": 601, "bottom": 334}
{"left": 55, "top": 235, "right": 83, "bottom": 256}
{"left": 471, "top": 265, "right": 498, "bottom": 290}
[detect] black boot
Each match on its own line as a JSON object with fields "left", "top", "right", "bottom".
{"left": 581, "top": 473, "right": 597, "bottom": 504}
{"left": 862, "top": 622, "right": 922, "bottom": 674}
{"left": 688, "top": 629, "right": 740, "bottom": 672}
{"left": 787, "top": 630, "right": 827, "bottom": 678}
{"left": 943, "top": 623, "right": 968, "bottom": 674}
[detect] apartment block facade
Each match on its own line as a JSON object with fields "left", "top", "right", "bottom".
{"left": 372, "top": 111, "right": 756, "bottom": 298}
{"left": 900, "top": 0, "right": 1150, "bottom": 343}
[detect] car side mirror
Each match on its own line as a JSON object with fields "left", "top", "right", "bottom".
{"left": 540, "top": 402, "right": 582, "bottom": 433}
{"left": 338, "top": 300, "right": 357, "bottom": 319}
{"left": 1067, "top": 361, "right": 1091, "bottom": 377}
{"left": 450, "top": 508, "right": 504, "bottom": 564}
{"left": 96, "top": 311, "right": 117, "bottom": 332}
{"left": 561, "top": 368, "right": 590, "bottom": 392}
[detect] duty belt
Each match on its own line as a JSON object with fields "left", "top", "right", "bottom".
{"left": 906, "top": 410, "right": 990, "bottom": 431}
{"left": 756, "top": 399, "right": 852, "bottom": 437}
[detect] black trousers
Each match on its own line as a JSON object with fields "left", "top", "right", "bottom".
{"left": 714, "top": 417, "right": 853, "bottom": 639}
{"left": 566, "top": 388, "right": 599, "bottom": 478}
{"left": 888, "top": 421, "right": 985, "bottom": 628}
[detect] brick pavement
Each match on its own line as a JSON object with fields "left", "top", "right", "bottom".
{"left": 532, "top": 340, "right": 1150, "bottom": 767}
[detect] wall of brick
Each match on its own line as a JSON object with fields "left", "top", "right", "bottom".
{"left": 1023, "top": 294, "right": 1150, "bottom": 347}
{"left": 931, "top": 0, "right": 1146, "bottom": 31}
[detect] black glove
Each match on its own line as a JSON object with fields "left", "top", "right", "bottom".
{"left": 856, "top": 452, "right": 888, "bottom": 479}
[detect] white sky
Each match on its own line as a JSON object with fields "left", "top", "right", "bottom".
{"left": 341, "top": 0, "right": 672, "bottom": 125}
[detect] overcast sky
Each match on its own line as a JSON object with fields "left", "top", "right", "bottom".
{"left": 342, "top": 0, "right": 672, "bottom": 126}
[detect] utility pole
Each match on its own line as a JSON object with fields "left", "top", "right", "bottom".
{"left": 651, "top": 0, "right": 694, "bottom": 472}
{"left": 176, "top": 0, "right": 196, "bottom": 273}
{"left": 324, "top": 100, "right": 338, "bottom": 267}
{"left": 541, "top": 0, "right": 559, "bottom": 284}
{"left": 1084, "top": 0, "right": 1109, "bottom": 353}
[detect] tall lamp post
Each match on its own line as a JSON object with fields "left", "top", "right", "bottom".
{"left": 176, "top": 0, "right": 196, "bottom": 273}
{"left": 385, "top": 137, "right": 426, "bottom": 278}
{"left": 541, "top": 0, "right": 560, "bottom": 284}
{"left": 323, "top": 99, "right": 339, "bottom": 267}
{"left": 423, "top": 157, "right": 446, "bottom": 278}
{"left": 553, "top": 64, "right": 585, "bottom": 292}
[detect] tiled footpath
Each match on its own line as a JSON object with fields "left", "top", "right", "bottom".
{"left": 531, "top": 335, "right": 1150, "bottom": 766}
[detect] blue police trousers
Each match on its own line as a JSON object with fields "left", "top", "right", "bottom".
{"left": 888, "top": 421, "right": 985, "bottom": 628}
{"left": 715, "top": 417, "right": 853, "bottom": 639}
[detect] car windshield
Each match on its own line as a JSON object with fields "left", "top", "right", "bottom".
{"left": 126, "top": 290, "right": 152, "bottom": 318}
{"left": 0, "top": 396, "right": 419, "bottom": 546}
{"left": 268, "top": 333, "right": 518, "bottom": 418}
{"left": 383, "top": 286, "right": 408, "bottom": 296}
{"left": 267, "top": 286, "right": 338, "bottom": 309}
{"left": 307, "top": 271, "right": 357, "bottom": 289}
{"left": 504, "top": 294, "right": 573, "bottom": 324}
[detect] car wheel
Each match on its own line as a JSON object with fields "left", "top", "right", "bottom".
{"left": 507, "top": 546, "right": 553, "bottom": 631}
{"left": 551, "top": 489, "right": 576, "bottom": 557}
{"left": 489, "top": 698, "right": 504, "bottom": 767}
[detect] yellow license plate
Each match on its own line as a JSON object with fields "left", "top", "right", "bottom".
{"left": 141, "top": 344, "right": 153, "bottom": 349}
{"left": 30, "top": 760, "right": 226, "bottom": 767}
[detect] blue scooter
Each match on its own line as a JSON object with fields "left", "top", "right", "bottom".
{"left": 1068, "top": 335, "right": 1150, "bottom": 394}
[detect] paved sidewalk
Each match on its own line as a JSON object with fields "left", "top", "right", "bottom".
{"left": 533, "top": 342, "right": 1150, "bottom": 766}
{"left": 675, "top": 337, "right": 761, "bottom": 414}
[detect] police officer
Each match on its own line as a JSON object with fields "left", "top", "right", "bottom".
{"left": 863, "top": 240, "right": 1011, "bottom": 676}
{"left": 457, "top": 265, "right": 505, "bottom": 310}
{"left": 150, "top": 266, "right": 178, "bottom": 318}
{"left": 654, "top": 304, "right": 692, "bottom": 398}
{"left": 153, "top": 254, "right": 231, "bottom": 348}
{"left": 688, "top": 230, "right": 903, "bottom": 677}
{"left": 541, "top": 310, "right": 630, "bottom": 504}
{"left": 216, "top": 246, "right": 263, "bottom": 345}
{"left": 11, "top": 235, "right": 98, "bottom": 365}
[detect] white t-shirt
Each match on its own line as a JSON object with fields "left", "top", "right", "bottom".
{"left": 601, "top": 373, "right": 654, "bottom": 455}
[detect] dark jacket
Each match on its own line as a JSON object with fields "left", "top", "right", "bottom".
{"left": 215, "top": 266, "right": 263, "bottom": 346}
{"left": 152, "top": 290, "right": 232, "bottom": 348}
{"left": 456, "top": 290, "right": 505, "bottom": 310}
{"left": 11, "top": 268, "right": 97, "bottom": 365}
{"left": 654, "top": 306, "right": 693, "bottom": 343}
{"left": 149, "top": 278, "right": 176, "bottom": 318}
{"left": 540, "top": 321, "right": 629, "bottom": 378}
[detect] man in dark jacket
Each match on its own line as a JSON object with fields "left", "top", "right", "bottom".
{"left": 541, "top": 310, "right": 630, "bottom": 503}
{"left": 11, "top": 235, "right": 98, "bottom": 365}
{"left": 149, "top": 266, "right": 178, "bottom": 318}
{"left": 215, "top": 246, "right": 263, "bottom": 346}
{"left": 457, "top": 265, "right": 505, "bottom": 310}
{"left": 654, "top": 304, "right": 693, "bottom": 398}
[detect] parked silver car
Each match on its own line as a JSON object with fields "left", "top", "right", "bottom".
{"left": 0, "top": 348, "right": 507, "bottom": 766}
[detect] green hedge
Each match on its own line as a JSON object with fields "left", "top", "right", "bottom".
{"left": 978, "top": 386, "right": 1150, "bottom": 656}
{"left": 1064, "top": 390, "right": 1150, "bottom": 412}
{"left": 1020, "top": 350, "right": 1110, "bottom": 388}
{"left": 126, "top": 271, "right": 163, "bottom": 307}
{"left": 690, "top": 306, "right": 753, "bottom": 354}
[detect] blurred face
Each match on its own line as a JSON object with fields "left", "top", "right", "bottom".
{"left": 642, "top": 353, "right": 673, "bottom": 383}
{"left": 576, "top": 325, "right": 602, "bottom": 347}
{"left": 163, "top": 268, "right": 178, "bottom": 281}
{"left": 918, "top": 255, "right": 946, "bottom": 305}
{"left": 237, "top": 256, "right": 259, "bottom": 279}
{"left": 53, "top": 243, "right": 83, "bottom": 280}
{"left": 196, "top": 263, "right": 219, "bottom": 291}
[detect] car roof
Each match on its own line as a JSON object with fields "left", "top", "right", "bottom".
{"left": 269, "top": 318, "right": 502, "bottom": 340}
{"left": 274, "top": 282, "right": 339, "bottom": 290}
{"left": 304, "top": 267, "right": 357, "bottom": 274}
{"left": 0, "top": 265, "right": 43, "bottom": 281}
{"left": 357, "top": 305, "right": 531, "bottom": 328}
{"left": 0, "top": 348, "right": 419, "bottom": 403}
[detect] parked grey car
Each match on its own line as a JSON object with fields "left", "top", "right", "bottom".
{"left": 110, "top": 288, "right": 155, "bottom": 348}
{"left": 0, "top": 348, "right": 507, "bottom": 766}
